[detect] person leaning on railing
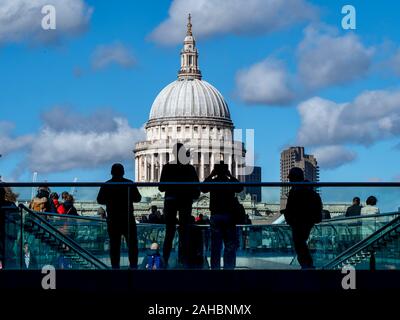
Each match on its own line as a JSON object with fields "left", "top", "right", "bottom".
{"left": 361, "top": 196, "right": 380, "bottom": 215}
{"left": 345, "top": 197, "right": 362, "bottom": 217}
{"left": 283, "top": 167, "right": 322, "bottom": 270}
{"left": 158, "top": 143, "right": 200, "bottom": 268}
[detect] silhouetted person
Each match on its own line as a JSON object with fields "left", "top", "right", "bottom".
{"left": 361, "top": 195, "right": 380, "bottom": 215}
{"left": 63, "top": 194, "right": 79, "bottom": 216}
{"left": 284, "top": 167, "right": 322, "bottom": 269}
{"left": 97, "top": 207, "right": 107, "bottom": 219}
{"left": 322, "top": 209, "right": 331, "bottom": 220}
{"left": 97, "top": 163, "right": 142, "bottom": 269}
{"left": 345, "top": 197, "right": 362, "bottom": 217}
{"left": 23, "top": 242, "right": 38, "bottom": 270}
{"left": 30, "top": 186, "right": 53, "bottom": 212}
{"left": 159, "top": 143, "right": 199, "bottom": 267}
{"left": 196, "top": 213, "right": 210, "bottom": 254}
{"left": 61, "top": 191, "right": 69, "bottom": 201}
{"left": 202, "top": 162, "right": 243, "bottom": 269}
{"left": 188, "top": 215, "right": 205, "bottom": 268}
{"left": 148, "top": 205, "right": 161, "bottom": 224}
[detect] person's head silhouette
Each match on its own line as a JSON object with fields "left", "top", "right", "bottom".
{"left": 353, "top": 197, "right": 361, "bottom": 205}
{"left": 111, "top": 163, "right": 125, "bottom": 178}
{"left": 366, "top": 195, "right": 377, "bottom": 206}
{"left": 288, "top": 167, "right": 304, "bottom": 182}
{"left": 214, "top": 161, "right": 229, "bottom": 177}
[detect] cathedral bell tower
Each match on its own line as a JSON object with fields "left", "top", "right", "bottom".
{"left": 178, "top": 14, "right": 202, "bottom": 80}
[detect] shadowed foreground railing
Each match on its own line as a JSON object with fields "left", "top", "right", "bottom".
{"left": 1, "top": 181, "right": 400, "bottom": 270}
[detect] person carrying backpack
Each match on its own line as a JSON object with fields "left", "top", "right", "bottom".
{"left": 30, "top": 187, "right": 52, "bottom": 212}
{"left": 141, "top": 243, "right": 164, "bottom": 270}
{"left": 284, "top": 167, "right": 322, "bottom": 269}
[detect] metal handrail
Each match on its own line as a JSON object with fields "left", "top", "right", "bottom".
{"left": 37, "top": 210, "right": 400, "bottom": 228}
{"left": 38, "top": 211, "right": 105, "bottom": 222}
{"left": 2, "top": 181, "right": 400, "bottom": 187}
{"left": 19, "top": 204, "right": 108, "bottom": 269}
{"left": 318, "top": 211, "right": 400, "bottom": 224}
{"left": 323, "top": 215, "right": 400, "bottom": 269}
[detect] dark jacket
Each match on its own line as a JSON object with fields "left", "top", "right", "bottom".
{"left": 97, "top": 177, "right": 141, "bottom": 223}
{"left": 140, "top": 250, "right": 164, "bottom": 270}
{"left": 322, "top": 209, "right": 331, "bottom": 220}
{"left": 284, "top": 186, "right": 322, "bottom": 226}
{"left": 202, "top": 174, "right": 243, "bottom": 215}
{"left": 345, "top": 204, "right": 362, "bottom": 217}
{"left": 148, "top": 212, "right": 160, "bottom": 224}
{"left": 63, "top": 201, "right": 79, "bottom": 216}
{"left": 159, "top": 163, "right": 199, "bottom": 203}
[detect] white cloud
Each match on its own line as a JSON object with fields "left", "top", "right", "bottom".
{"left": 40, "top": 107, "right": 120, "bottom": 132}
{"left": 0, "top": 0, "right": 92, "bottom": 44}
{"left": 235, "top": 57, "right": 294, "bottom": 105}
{"left": 297, "top": 89, "right": 400, "bottom": 146}
{"left": 28, "top": 118, "right": 144, "bottom": 173}
{"left": 149, "top": 0, "right": 317, "bottom": 45}
{"left": 312, "top": 145, "right": 356, "bottom": 169}
{"left": 297, "top": 26, "right": 374, "bottom": 90}
{"left": 91, "top": 42, "right": 136, "bottom": 70}
{"left": 1, "top": 109, "right": 145, "bottom": 174}
{"left": 236, "top": 25, "right": 374, "bottom": 106}
{"left": 0, "top": 121, "right": 34, "bottom": 155}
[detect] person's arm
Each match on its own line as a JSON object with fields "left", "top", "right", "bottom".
{"left": 284, "top": 189, "right": 295, "bottom": 225}
{"left": 57, "top": 204, "right": 66, "bottom": 214}
{"left": 316, "top": 192, "right": 323, "bottom": 214}
{"left": 202, "top": 169, "right": 219, "bottom": 193}
{"left": 158, "top": 166, "right": 168, "bottom": 192}
{"left": 130, "top": 185, "right": 142, "bottom": 203}
{"left": 97, "top": 186, "right": 107, "bottom": 205}
{"left": 201, "top": 173, "right": 214, "bottom": 193}
{"left": 71, "top": 207, "right": 79, "bottom": 216}
{"left": 228, "top": 174, "right": 243, "bottom": 193}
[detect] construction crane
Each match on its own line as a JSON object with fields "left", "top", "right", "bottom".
{"left": 31, "top": 172, "right": 38, "bottom": 199}
{"left": 70, "top": 177, "right": 78, "bottom": 197}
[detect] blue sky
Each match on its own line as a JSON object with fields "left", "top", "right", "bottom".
{"left": 1, "top": 0, "right": 400, "bottom": 184}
